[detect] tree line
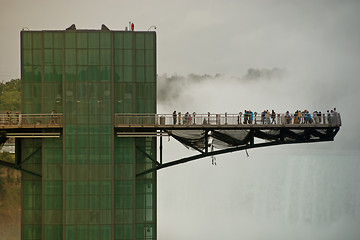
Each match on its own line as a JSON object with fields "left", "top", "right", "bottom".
{"left": 0, "top": 78, "right": 21, "bottom": 112}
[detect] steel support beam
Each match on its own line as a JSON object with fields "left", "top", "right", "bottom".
{"left": 136, "top": 138, "right": 333, "bottom": 177}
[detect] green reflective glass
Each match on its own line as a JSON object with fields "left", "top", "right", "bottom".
{"left": 33, "top": 66, "right": 42, "bottom": 82}
{"left": 101, "top": 225, "right": 111, "bottom": 240}
{"left": 54, "top": 32, "right": 63, "bottom": 48}
{"left": 89, "top": 225, "right": 100, "bottom": 240}
{"left": 89, "top": 49, "right": 100, "bottom": 65}
{"left": 23, "top": 49, "right": 32, "bottom": 65}
{"left": 100, "top": 32, "right": 111, "bottom": 48}
{"left": 32, "top": 84, "right": 41, "bottom": 98}
{"left": 136, "top": 99, "right": 145, "bottom": 113}
{"left": 124, "top": 50, "right": 132, "bottom": 65}
{"left": 124, "top": 224, "right": 133, "bottom": 238}
{"left": 44, "top": 32, "right": 53, "bottom": 48}
{"left": 136, "top": 84, "right": 145, "bottom": 98}
{"left": 54, "top": 49, "right": 63, "bottom": 65}
{"left": 33, "top": 225, "right": 42, "bottom": 238}
{"left": 22, "top": 32, "right": 32, "bottom": 49}
{"left": 115, "top": 67, "right": 123, "bottom": 82}
{"left": 77, "top": 32, "right": 88, "bottom": 48}
{"left": 145, "top": 66, "right": 155, "bottom": 82}
{"left": 100, "top": 49, "right": 111, "bottom": 65}
{"left": 77, "top": 83, "right": 88, "bottom": 98}
{"left": 78, "top": 181, "right": 89, "bottom": 195}
{"left": 44, "top": 66, "right": 54, "bottom": 82}
{"left": 101, "top": 66, "right": 111, "bottom": 82}
{"left": 136, "top": 66, "right": 145, "bottom": 82}
{"left": 44, "top": 181, "right": 62, "bottom": 195}
{"left": 33, "top": 50, "right": 42, "bottom": 65}
{"left": 124, "top": 66, "right": 132, "bottom": 82}
{"left": 101, "top": 181, "right": 111, "bottom": 194}
{"left": 65, "top": 32, "right": 76, "bottom": 48}
{"left": 54, "top": 66, "right": 63, "bottom": 82}
{"left": 89, "top": 66, "right": 99, "bottom": 81}
{"left": 23, "top": 66, "right": 33, "bottom": 82}
{"left": 78, "top": 66, "right": 88, "bottom": 82}
{"left": 115, "top": 49, "right": 123, "bottom": 65}
{"left": 21, "top": 30, "right": 157, "bottom": 233}
{"left": 100, "top": 195, "right": 111, "bottom": 209}
{"left": 145, "top": 49, "right": 154, "bottom": 66}
{"left": 136, "top": 50, "right": 144, "bottom": 65}
{"left": 136, "top": 33, "right": 144, "bottom": 49}
{"left": 124, "top": 33, "right": 132, "bottom": 49}
{"left": 66, "top": 181, "right": 77, "bottom": 195}
{"left": 66, "top": 66, "right": 76, "bottom": 82}
{"left": 145, "top": 83, "right": 155, "bottom": 99}
{"left": 89, "top": 32, "right": 99, "bottom": 48}
{"left": 77, "top": 147, "right": 88, "bottom": 164}
{"left": 45, "top": 196, "right": 63, "bottom": 210}
{"left": 77, "top": 196, "right": 89, "bottom": 209}
{"left": 33, "top": 32, "right": 42, "bottom": 49}
{"left": 89, "top": 195, "right": 100, "bottom": 209}
{"left": 44, "top": 84, "right": 54, "bottom": 98}
{"left": 114, "top": 32, "right": 124, "bottom": 49}
{"left": 77, "top": 134, "right": 89, "bottom": 148}
{"left": 65, "top": 49, "right": 76, "bottom": 65}
{"left": 65, "top": 144, "right": 77, "bottom": 160}
{"left": 77, "top": 49, "right": 88, "bottom": 65}
{"left": 65, "top": 225, "right": 76, "bottom": 239}
{"left": 89, "top": 181, "right": 100, "bottom": 194}
{"left": 89, "top": 147, "right": 100, "bottom": 162}
{"left": 145, "top": 33, "right": 155, "bottom": 49}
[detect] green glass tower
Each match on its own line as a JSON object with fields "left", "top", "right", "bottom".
{"left": 20, "top": 28, "right": 157, "bottom": 240}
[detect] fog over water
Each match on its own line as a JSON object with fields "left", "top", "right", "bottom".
{"left": 1, "top": 0, "right": 360, "bottom": 239}
{"left": 157, "top": 70, "right": 360, "bottom": 240}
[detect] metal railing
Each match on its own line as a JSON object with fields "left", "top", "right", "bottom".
{"left": 115, "top": 112, "right": 342, "bottom": 127}
{"left": 0, "top": 114, "right": 63, "bottom": 127}
{"left": 0, "top": 112, "right": 340, "bottom": 128}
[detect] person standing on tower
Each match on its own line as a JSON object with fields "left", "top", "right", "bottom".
{"left": 131, "top": 23, "right": 134, "bottom": 31}
{"left": 50, "top": 110, "right": 56, "bottom": 124}
{"left": 271, "top": 110, "right": 276, "bottom": 124}
{"left": 173, "top": 111, "right": 177, "bottom": 125}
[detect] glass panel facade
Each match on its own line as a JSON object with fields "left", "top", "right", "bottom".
{"left": 21, "top": 30, "right": 157, "bottom": 239}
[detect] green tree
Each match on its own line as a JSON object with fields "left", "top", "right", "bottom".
{"left": 0, "top": 79, "right": 21, "bottom": 112}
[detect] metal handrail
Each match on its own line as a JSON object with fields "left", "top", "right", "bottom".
{"left": 0, "top": 112, "right": 341, "bottom": 127}
{"left": 114, "top": 112, "right": 342, "bottom": 127}
{"left": 0, "top": 114, "right": 63, "bottom": 127}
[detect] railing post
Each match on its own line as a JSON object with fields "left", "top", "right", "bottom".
{"left": 160, "top": 130, "right": 163, "bottom": 164}
{"left": 205, "top": 130, "right": 209, "bottom": 153}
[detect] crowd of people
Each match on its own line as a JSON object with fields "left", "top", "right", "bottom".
{"left": 172, "top": 111, "right": 196, "bottom": 125}
{"left": 3, "top": 111, "right": 21, "bottom": 125}
{"left": 243, "top": 108, "right": 340, "bottom": 125}
{"left": 171, "top": 108, "right": 340, "bottom": 125}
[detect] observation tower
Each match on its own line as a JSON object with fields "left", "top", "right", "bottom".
{"left": 0, "top": 25, "right": 341, "bottom": 240}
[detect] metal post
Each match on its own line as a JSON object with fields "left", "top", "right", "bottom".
{"left": 15, "top": 138, "right": 21, "bottom": 167}
{"left": 249, "top": 130, "right": 254, "bottom": 146}
{"left": 160, "top": 130, "right": 163, "bottom": 164}
{"left": 205, "top": 130, "right": 208, "bottom": 153}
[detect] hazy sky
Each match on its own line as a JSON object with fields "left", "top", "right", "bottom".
{"left": 1, "top": 0, "right": 360, "bottom": 239}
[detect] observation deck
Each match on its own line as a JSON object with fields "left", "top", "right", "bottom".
{"left": 0, "top": 112, "right": 341, "bottom": 176}
{"left": 114, "top": 113, "right": 341, "bottom": 129}
{"left": 0, "top": 112, "right": 341, "bottom": 129}
{"left": 114, "top": 112, "right": 341, "bottom": 176}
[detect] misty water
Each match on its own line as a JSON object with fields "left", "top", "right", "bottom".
{"left": 158, "top": 145, "right": 360, "bottom": 240}
{"left": 156, "top": 73, "right": 360, "bottom": 240}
